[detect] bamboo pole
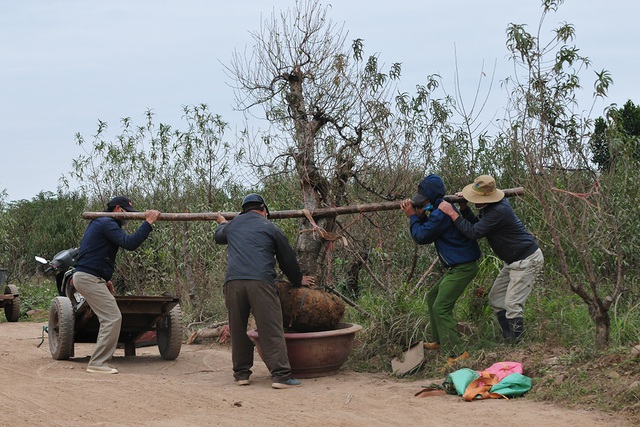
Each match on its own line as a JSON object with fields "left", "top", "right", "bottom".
{"left": 81, "top": 187, "right": 524, "bottom": 221}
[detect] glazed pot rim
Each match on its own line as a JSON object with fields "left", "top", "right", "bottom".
{"left": 248, "top": 322, "right": 362, "bottom": 338}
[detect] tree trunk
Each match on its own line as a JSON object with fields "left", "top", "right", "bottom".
{"left": 591, "top": 304, "right": 611, "bottom": 350}
{"left": 296, "top": 220, "right": 325, "bottom": 277}
{"left": 286, "top": 65, "right": 333, "bottom": 279}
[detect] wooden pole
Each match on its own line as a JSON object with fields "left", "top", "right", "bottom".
{"left": 81, "top": 187, "right": 524, "bottom": 221}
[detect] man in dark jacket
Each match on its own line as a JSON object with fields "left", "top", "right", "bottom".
{"left": 438, "top": 175, "right": 544, "bottom": 343}
{"left": 215, "top": 194, "right": 314, "bottom": 389}
{"left": 74, "top": 196, "right": 160, "bottom": 374}
{"left": 401, "top": 175, "right": 480, "bottom": 364}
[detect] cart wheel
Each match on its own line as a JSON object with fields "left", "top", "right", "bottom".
{"left": 3, "top": 284, "right": 20, "bottom": 322}
{"left": 157, "top": 304, "right": 183, "bottom": 360}
{"left": 48, "top": 296, "right": 75, "bottom": 360}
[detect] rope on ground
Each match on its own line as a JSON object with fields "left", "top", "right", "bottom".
{"left": 37, "top": 325, "right": 47, "bottom": 348}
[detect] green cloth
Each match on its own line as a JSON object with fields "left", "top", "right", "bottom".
{"left": 426, "top": 261, "right": 478, "bottom": 357}
{"left": 443, "top": 368, "right": 480, "bottom": 395}
{"left": 490, "top": 373, "right": 532, "bottom": 397}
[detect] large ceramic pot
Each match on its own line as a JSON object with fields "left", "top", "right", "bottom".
{"left": 247, "top": 322, "right": 362, "bottom": 378}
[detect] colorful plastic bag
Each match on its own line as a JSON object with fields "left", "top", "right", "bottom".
{"left": 489, "top": 373, "right": 532, "bottom": 397}
{"left": 443, "top": 368, "right": 479, "bottom": 395}
{"left": 483, "top": 361, "right": 523, "bottom": 381}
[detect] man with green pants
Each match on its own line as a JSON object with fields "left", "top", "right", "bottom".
{"left": 401, "top": 175, "right": 480, "bottom": 364}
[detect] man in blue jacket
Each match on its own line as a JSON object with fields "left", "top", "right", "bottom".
{"left": 438, "top": 175, "right": 544, "bottom": 344}
{"left": 401, "top": 175, "right": 480, "bottom": 364}
{"left": 74, "top": 196, "right": 161, "bottom": 374}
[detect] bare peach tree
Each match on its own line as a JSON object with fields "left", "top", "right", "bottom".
{"left": 501, "top": 0, "right": 619, "bottom": 348}
{"left": 225, "top": 0, "right": 446, "bottom": 283}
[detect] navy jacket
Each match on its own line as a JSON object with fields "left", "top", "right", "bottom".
{"left": 409, "top": 175, "right": 481, "bottom": 267}
{"left": 214, "top": 211, "right": 303, "bottom": 286}
{"left": 75, "top": 217, "right": 153, "bottom": 281}
{"left": 455, "top": 198, "right": 539, "bottom": 264}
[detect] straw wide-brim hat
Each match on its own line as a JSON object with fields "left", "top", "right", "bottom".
{"left": 461, "top": 175, "right": 505, "bottom": 204}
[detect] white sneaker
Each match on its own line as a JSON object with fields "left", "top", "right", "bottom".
{"left": 87, "top": 365, "right": 118, "bottom": 374}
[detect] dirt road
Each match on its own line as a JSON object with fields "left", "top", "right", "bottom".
{"left": 1, "top": 321, "right": 633, "bottom": 426}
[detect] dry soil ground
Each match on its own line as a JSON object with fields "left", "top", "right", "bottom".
{"left": 1, "top": 321, "right": 634, "bottom": 427}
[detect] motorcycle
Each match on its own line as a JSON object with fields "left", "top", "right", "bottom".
{"left": 35, "top": 247, "right": 83, "bottom": 307}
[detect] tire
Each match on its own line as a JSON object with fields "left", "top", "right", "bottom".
{"left": 157, "top": 304, "right": 183, "bottom": 360}
{"left": 48, "top": 296, "right": 75, "bottom": 360}
{"left": 3, "top": 284, "right": 20, "bottom": 322}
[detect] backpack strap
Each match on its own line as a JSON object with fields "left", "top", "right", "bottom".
{"left": 414, "top": 387, "right": 447, "bottom": 398}
{"left": 415, "top": 384, "right": 447, "bottom": 398}
{"left": 487, "top": 392, "right": 509, "bottom": 400}
{"left": 462, "top": 371, "right": 500, "bottom": 401}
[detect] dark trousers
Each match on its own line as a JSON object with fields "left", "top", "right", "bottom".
{"left": 223, "top": 279, "right": 291, "bottom": 382}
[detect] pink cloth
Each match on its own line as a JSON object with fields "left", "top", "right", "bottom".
{"left": 480, "top": 361, "right": 524, "bottom": 381}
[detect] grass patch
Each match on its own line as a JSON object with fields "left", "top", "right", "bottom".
{"left": 343, "top": 275, "right": 640, "bottom": 421}
{"left": 0, "top": 277, "right": 56, "bottom": 323}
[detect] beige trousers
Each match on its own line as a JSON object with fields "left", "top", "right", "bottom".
{"left": 72, "top": 271, "right": 122, "bottom": 367}
{"left": 489, "top": 248, "right": 544, "bottom": 319}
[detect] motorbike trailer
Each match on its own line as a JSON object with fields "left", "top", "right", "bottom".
{"left": 48, "top": 294, "right": 183, "bottom": 361}
{"left": 0, "top": 268, "right": 20, "bottom": 322}
{"left": 36, "top": 248, "right": 183, "bottom": 361}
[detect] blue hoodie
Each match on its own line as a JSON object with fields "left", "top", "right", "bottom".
{"left": 408, "top": 174, "right": 481, "bottom": 267}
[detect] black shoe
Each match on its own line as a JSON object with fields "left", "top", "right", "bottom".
{"left": 509, "top": 317, "right": 524, "bottom": 344}
{"left": 496, "top": 310, "right": 512, "bottom": 341}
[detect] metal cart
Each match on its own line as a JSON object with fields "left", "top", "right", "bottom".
{"left": 48, "top": 294, "right": 183, "bottom": 360}
{"left": 0, "top": 268, "right": 20, "bottom": 322}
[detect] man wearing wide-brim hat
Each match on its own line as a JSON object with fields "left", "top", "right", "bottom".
{"left": 438, "top": 175, "right": 544, "bottom": 344}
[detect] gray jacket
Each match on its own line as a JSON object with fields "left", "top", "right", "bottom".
{"left": 214, "top": 211, "right": 303, "bottom": 286}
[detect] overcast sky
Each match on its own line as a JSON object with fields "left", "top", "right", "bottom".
{"left": 1, "top": 0, "right": 638, "bottom": 202}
